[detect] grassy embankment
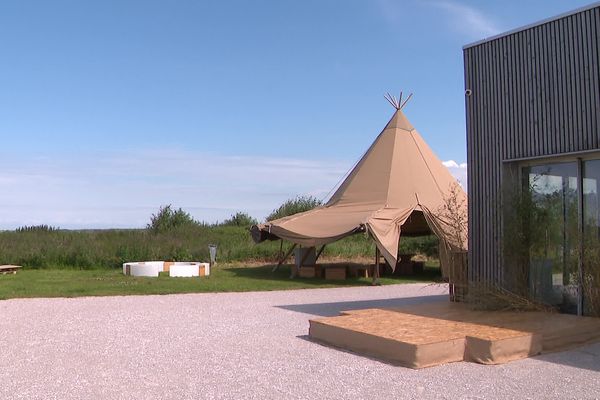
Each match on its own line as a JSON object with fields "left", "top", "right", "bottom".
{"left": 0, "top": 225, "right": 441, "bottom": 299}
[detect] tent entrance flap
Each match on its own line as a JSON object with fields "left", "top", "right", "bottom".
{"left": 368, "top": 207, "right": 463, "bottom": 273}
{"left": 399, "top": 210, "right": 432, "bottom": 236}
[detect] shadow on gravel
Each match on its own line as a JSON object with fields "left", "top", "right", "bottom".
{"left": 532, "top": 344, "right": 600, "bottom": 372}
{"left": 276, "top": 295, "right": 447, "bottom": 317}
{"left": 295, "top": 335, "right": 406, "bottom": 367}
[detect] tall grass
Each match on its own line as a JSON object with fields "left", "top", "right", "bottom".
{"left": 0, "top": 226, "right": 438, "bottom": 270}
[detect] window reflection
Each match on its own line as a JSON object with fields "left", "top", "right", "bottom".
{"left": 523, "top": 162, "right": 578, "bottom": 313}
{"left": 583, "top": 160, "right": 600, "bottom": 316}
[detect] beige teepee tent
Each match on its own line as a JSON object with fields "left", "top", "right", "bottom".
{"left": 251, "top": 96, "right": 467, "bottom": 275}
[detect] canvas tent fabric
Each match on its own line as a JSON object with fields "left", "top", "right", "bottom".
{"left": 251, "top": 107, "right": 467, "bottom": 270}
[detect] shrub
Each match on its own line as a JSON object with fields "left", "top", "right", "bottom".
{"left": 147, "top": 205, "right": 198, "bottom": 233}
{"left": 221, "top": 212, "right": 258, "bottom": 228}
{"left": 266, "top": 195, "right": 322, "bottom": 221}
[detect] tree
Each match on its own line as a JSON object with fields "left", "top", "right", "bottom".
{"left": 266, "top": 195, "right": 322, "bottom": 221}
{"left": 222, "top": 212, "right": 258, "bottom": 228}
{"left": 147, "top": 205, "right": 197, "bottom": 233}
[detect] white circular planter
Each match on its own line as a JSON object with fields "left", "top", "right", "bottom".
{"left": 123, "top": 261, "right": 210, "bottom": 277}
{"left": 169, "top": 262, "right": 211, "bottom": 277}
{"left": 123, "top": 261, "right": 163, "bottom": 277}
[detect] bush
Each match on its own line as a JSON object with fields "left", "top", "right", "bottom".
{"left": 147, "top": 205, "right": 198, "bottom": 233}
{"left": 221, "top": 212, "right": 258, "bottom": 228}
{"left": 266, "top": 195, "right": 322, "bottom": 221}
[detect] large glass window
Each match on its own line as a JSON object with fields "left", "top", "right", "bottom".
{"left": 519, "top": 158, "right": 600, "bottom": 316}
{"left": 523, "top": 162, "right": 579, "bottom": 313}
{"left": 583, "top": 160, "right": 600, "bottom": 316}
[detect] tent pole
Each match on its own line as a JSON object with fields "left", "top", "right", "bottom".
{"left": 373, "top": 247, "right": 381, "bottom": 285}
{"left": 272, "top": 243, "right": 297, "bottom": 272}
{"left": 315, "top": 245, "right": 326, "bottom": 262}
{"left": 278, "top": 239, "right": 283, "bottom": 261}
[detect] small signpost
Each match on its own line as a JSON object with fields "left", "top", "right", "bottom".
{"left": 208, "top": 244, "right": 217, "bottom": 268}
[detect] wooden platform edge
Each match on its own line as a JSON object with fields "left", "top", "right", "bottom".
{"left": 308, "top": 304, "right": 600, "bottom": 369}
{"left": 465, "top": 333, "right": 542, "bottom": 365}
{"left": 309, "top": 319, "right": 465, "bottom": 369}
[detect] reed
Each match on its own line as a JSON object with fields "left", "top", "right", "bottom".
{"left": 0, "top": 225, "right": 438, "bottom": 270}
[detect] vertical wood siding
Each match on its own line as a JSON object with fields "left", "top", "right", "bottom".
{"left": 464, "top": 6, "right": 600, "bottom": 284}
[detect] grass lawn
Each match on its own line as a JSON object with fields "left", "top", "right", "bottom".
{"left": 0, "top": 263, "right": 442, "bottom": 300}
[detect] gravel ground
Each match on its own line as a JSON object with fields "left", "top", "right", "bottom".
{"left": 1, "top": 283, "right": 599, "bottom": 400}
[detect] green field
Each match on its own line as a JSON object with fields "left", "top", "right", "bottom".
{"left": 0, "top": 263, "right": 442, "bottom": 300}
{"left": 0, "top": 215, "right": 441, "bottom": 300}
{"left": 0, "top": 225, "right": 438, "bottom": 269}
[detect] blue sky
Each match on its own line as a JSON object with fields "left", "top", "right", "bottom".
{"left": 0, "top": 0, "right": 594, "bottom": 229}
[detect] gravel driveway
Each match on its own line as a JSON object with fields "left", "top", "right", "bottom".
{"left": 1, "top": 283, "right": 599, "bottom": 399}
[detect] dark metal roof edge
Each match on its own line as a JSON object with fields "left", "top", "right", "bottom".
{"left": 502, "top": 149, "right": 600, "bottom": 163}
{"left": 463, "top": 2, "right": 600, "bottom": 50}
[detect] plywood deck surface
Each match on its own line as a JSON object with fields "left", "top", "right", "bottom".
{"left": 0, "top": 265, "right": 22, "bottom": 274}
{"left": 309, "top": 302, "right": 600, "bottom": 369}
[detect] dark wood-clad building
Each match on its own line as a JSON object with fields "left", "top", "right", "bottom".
{"left": 464, "top": 3, "right": 600, "bottom": 315}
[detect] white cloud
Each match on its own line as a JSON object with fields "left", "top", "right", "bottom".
{"left": 443, "top": 159, "right": 468, "bottom": 189}
{"left": 442, "top": 160, "right": 459, "bottom": 168}
{"left": 0, "top": 149, "right": 350, "bottom": 229}
{"left": 0, "top": 150, "right": 468, "bottom": 230}
{"left": 429, "top": 0, "right": 501, "bottom": 39}
{"left": 376, "top": 0, "right": 500, "bottom": 40}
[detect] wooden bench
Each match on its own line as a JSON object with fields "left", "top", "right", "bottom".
{"left": 347, "top": 264, "right": 370, "bottom": 278}
{"left": 324, "top": 266, "right": 346, "bottom": 280}
{"left": 0, "top": 265, "right": 22, "bottom": 275}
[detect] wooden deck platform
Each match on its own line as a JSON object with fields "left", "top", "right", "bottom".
{"left": 308, "top": 302, "right": 600, "bottom": 369}
{"left": 0, "top": 265, "right": 22, "bottom": 275}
